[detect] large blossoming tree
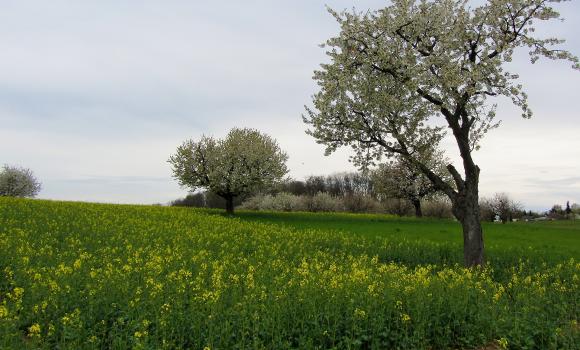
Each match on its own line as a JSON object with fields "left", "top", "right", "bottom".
{"left": 169, "top": 128, "right": 288, "bottom": 215}
{"left": 304, "top": 0, "right": 578, "bottom": 266}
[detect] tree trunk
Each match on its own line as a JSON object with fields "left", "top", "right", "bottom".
{"left": 411, "top": 199, "right": 422, "bottom": 218}
{"left": 459, "top": 205, "right": 484, "bottom": 267}
{"left": 225, "top": 195, "right": 235, "bottom": 215}
{"left": 395, "top": 108, "right": 486, "bottom": 266}
{"left": 451, "top": 182, "right": 484, "bottom": 267}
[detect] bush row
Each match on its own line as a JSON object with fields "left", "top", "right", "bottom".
{"left": 240, "top": 192, "right": 453, "bottom": 218}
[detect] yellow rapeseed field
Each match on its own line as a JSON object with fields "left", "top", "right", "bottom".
{"left": 0, "top": 197, "right": 578, "bottom": 349}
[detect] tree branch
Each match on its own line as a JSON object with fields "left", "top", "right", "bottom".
{"left": 446, "top": 164, "right": 465, "bottom": 190}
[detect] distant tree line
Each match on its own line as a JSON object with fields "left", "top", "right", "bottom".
{"left": 545, "top": 201, "right": 579, "bottom": 220}
{"left": 170, "top": 191, "right": 246, "bottom": 210}
{"left": 479, "top": 193, "right": 524, "bottom": 223}
{"left": 167, "top": 129, "right": 576, "bottom": 222}
{"left": 172, "top": 169, "right": 455, "bottom": 219}
{"left": 278, "top": 172, "right": 375, "bottom": 198}
{"left": 479, "top": 195, "right": 580, "bottom": 223}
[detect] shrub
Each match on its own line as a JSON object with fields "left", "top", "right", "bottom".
{"left": 422, "top": 198, "right": 454, "bottom": 219}
{"left": 171, "top": 191, "right": 245, "bottom": 209}
{"left": 239, "top": 194, "right": 266, "bottom": 210}
{"left": 171, "top": 192, "right": 206, "bottom": 207}
{"left": 243, "top": 193, "right": 341, "bottom": 212}
{"left": 268, "top": 192, "right": 303, "bottom": 211}
{"left": 302, "top": 192, "right": 342, "bottom": 212}
{"left": 382, "top": 198, "right": 413, "bottom": 216}
{"left": 343, "top": 193, "right": 382, "bottom": 213}
{"left": 240, "top": 193, "right": 304, "bottom": 212}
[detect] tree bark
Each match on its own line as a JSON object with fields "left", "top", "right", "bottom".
{"left": 411, "top": 199, "right": 422, "bottom": 218}
{"left": 459, "top": 205, "right": 484, "bottom": 267}
{"left": 450, "top": 177, "right": 484, "bottom": 267}
{"left": 225, "top": 195, "right": 235, "bottom": 215}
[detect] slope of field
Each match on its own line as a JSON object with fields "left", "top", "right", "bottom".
{"left": 0, "top": 198, "right": 578, "bottom": 349}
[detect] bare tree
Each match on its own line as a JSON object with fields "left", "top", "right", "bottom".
{"left": 481, "top": 193, "right": 522, "bottom": 223}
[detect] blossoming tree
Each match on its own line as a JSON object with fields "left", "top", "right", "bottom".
{"left": 0, "top": 165, "right": 42, "bottom": 198}
{"left": 372, "top": 150, "right": 451, "bottom": 217}
{"left": 304, "top": 0, "right": 578, "bottom": 266}
{"left": 169, "top": 128, "right": 288, "bottom": 215}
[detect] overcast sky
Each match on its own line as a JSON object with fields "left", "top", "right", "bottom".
{"left": 1, "top": 1, "right": 579, "bottom": 211}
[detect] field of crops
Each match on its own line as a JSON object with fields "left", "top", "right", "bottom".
{"left": 0, "top": 198, "right": 578, "bottom": 349}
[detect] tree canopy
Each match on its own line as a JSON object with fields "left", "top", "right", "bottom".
{"left": 0, "top": 165, "right": 42, "bottom": 198}
{"left": 169, "top": 128, "right": 288, "bottom": 214}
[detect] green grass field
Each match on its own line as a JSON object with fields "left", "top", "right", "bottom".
{"left": 0, "top": 198, "right": 578, "bottom": 349}
{"left": 226, "top": 210, "right": 580, "bottom": 262}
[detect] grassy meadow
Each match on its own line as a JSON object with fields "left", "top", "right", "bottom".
{"left": 0, "top": 198, "right": 578, "bottom": 349}
{"left": 227, "top": 211, "right": 580, "bottom": 267}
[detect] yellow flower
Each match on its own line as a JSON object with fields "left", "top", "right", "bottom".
{"left": 73, "top": 259, "right": 82, "bottom": 270}
{"left": 9, "top": 287, "right": 24, "bottom": 301}
{"left": 354, "top": 308, "right": 367, "bottom": 319}
{"left": 401, "top": 313, "right": 411, "bottom": 323}
{"left": 493, "top": 285, "right": 505, "bottom": 302}
{"left": 47, "top": 323, "right": 55, "bottom": 336}
{"left": 497, "top": 337, "right": 508, "bottom": 349}
{"left": 161, "top": 303, "right": 171, "bottom": 313}
{"left": 134, "top": 330, "right": 148, "bottom": 338}
{"left": 28, "top": 323, "right": 41, "bottom": 337}
{"left": 0, "top": 305, "right": 8, "bottom": 318}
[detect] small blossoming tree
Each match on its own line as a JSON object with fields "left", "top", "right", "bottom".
{"left": 372, "top": 150, "right": 451, "bottom": 217}
{"left": 0, "top": 165, "right": 42, "bottom": 198}
{"left": 169, "top": 128, "right": 288, "bottom": 215}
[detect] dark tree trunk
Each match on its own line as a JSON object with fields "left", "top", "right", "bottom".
{"left": 450, "top": 173, "right": 484, "bottom": 267}
{"left": 457, "top": 203, "right": 484, "bottom": 267}
{"left": 225, "top": 195, "right": 235, "bottom": 215}
{"left": 447, "top": 106, "right": 485, "bottom": 267}
{"left": 411, "top": 199, "right": 422, "bottom": 218}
